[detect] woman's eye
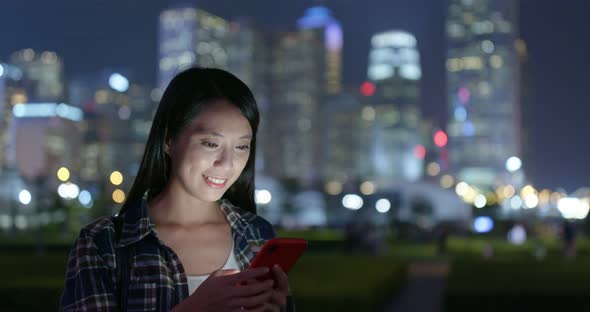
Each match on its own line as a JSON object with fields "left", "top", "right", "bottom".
{"left": 236, "top": 145, "right": 250, "bottom": 151}
{"left": 202, "top": 142, "right": 218, "bottom": 148}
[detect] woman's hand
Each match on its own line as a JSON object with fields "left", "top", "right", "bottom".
{"left": 263, "top": 265, "right": 290, "bottom": 312}
{"left": 173, "top": 267, "right": 275, "bottom": 312}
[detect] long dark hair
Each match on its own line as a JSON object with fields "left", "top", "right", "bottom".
{"left": 120, "top": 67, "right": 260, "bottom": 214}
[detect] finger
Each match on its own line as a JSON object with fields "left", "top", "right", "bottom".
{"left": 243, "top": 278, "right": 260, "bottom": 285}
{"left": 265, "top": 302, "right": 281, "bottom": 312}
{"left": 269, "top": 289, "right": 287, "bottom": 307}
{"left": 211, "top": 269, "right": 241, "bottom": 277}
{"left": 231, "top": 279, "right": 274, "bottom": 297}
{"left": 224, "top": 267, "right": 270, "bottom": 284}
{"left": 235, "top": 304, "right": 265, "bottom": 312}
{"left": 271, "top": 265, "right": 289, "bottom": 292}
{"left": 241, "top": 302, "right": 275, "bottom": 312}
{"left": 230, "top": 289, "right": 273, "bottom": 309}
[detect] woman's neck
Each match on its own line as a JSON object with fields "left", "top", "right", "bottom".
{"left": 148, "top": 183, "right": 224, "bottom": 226}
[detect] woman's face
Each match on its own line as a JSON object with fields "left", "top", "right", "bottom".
{"left": 166, "top": 99, "right": 252, "bottom": 203}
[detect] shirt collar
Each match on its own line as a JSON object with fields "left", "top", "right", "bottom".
{"left": 117, "top": 192, "right": 157, "bottom": 247}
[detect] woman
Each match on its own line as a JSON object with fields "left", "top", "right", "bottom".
{"left": 60, "top": 67, "right": 294, "bottom": 311}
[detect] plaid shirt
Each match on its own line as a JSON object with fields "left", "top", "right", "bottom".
{"left": 60, "top": 195, "right": 293, "bottom": 311}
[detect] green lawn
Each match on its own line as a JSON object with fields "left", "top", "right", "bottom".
{"left": 0, "top": 253, "right": 68, "bottom": 311}
{"left": 289, "top": 254, "right": 406, "bottom": 311}
{"left": 444, "top": 257, "right": 590, "bottom": 311}
{"left": 3, "top": 231, "right": 589, "bottom": 311}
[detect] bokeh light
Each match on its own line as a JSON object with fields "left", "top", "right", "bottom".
{"left": 110, "top": 171, "right": 123, "bottom": 186}
{"left": 360, "top": 181, "right": 376, "bottom": 195}
{"left": 112, "top": 189, "right": 126, "bottom": 204}
{"left": 18, "top": 189, "right": 31, "bottom": 205}
{"left": 342, "top": 194, "right": 363, "bottom": 210}
{"left": 375, "top": 198, "right": 391, "bottom": 213}
{"left": 57, "top": 167, "right": 70, "bottom": 182}
{"left": 255, "top": 189, "right": 272, "bottom": 205}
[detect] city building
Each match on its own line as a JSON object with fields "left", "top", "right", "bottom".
{"left": 445, "top": 0, "right": 525, "bottom": 188}
{"left": 266, "top": 6, "right": 343, "bottom": 187}
{"left": 69, "top": 70, "right": 155, "bottom": 212}
{"left": 361, "top": 30, "right": 423, "bottom": 187}
{"left": 8, "top": 102, "right": 83, "bottom": 185}
{"left": 158, "top": 5, "right": 231, "bottom": 91}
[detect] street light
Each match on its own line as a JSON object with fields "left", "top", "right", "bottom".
{"left": 375, "top": 198, "right": 391, "bottom": 213}
{"left": 325, "top": 181, "right": 343, "bottom": 195}
{"left": 505, "top": 156, "right": 522, "bottom": 172}
{"left": 255, "top": 190, "right": 272, "bottom": 205}
{"left": 18, "top": 189, "right": 32, "bottom": 205}
{"left": 474, "top": 194, "right": 487, "bottom": 208}
{"left": 78, "top": 190, "right": 93, "bottom": 208}
{"left": 110, "top": 171, "right": 123, "bottom": 186}
{"left": 342, "top": 194, "right": 363, "bottom": 210}
{"left": 112, "top": 189, "right": 126, "bottom": 204}
{"left": 360, "top": 181, "right": 376, "bottom": 195}
{"left": 57, "top": 182, "right": 80, "bottom": 199}
{"left": 57, "top": 167, "right": 70, "bottom": 182}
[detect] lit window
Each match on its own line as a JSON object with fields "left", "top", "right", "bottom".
{"left": 446, "top": 58, "right": 462, "bottom": 72}
{"left": 490, "top": 55, "right": 503, "bottom": 68}
{"left": 481, "top": 40, "right": 494, "bottom": 53}
{"left": 462, "top": 56, "right": 483, "bottom": 70}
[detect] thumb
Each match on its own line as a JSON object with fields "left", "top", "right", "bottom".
{"left": 211, "top": 269, "right": 240, "bottom": 277}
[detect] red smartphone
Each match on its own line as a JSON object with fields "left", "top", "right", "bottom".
{"left": 248, "top": 238, "right": 308, "bottom": 280}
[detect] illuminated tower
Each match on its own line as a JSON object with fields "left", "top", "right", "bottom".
{"left": 267, "top": 6, "right": 343, "bottom": 186}
{"left": 446, "top": 0, "right": 524, "bottom": 187}
{"left": 361, "top": 30, "right": 423, "bottom": 186}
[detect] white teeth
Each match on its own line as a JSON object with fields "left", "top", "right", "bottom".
{"left": 206, "top": 176, "right": 226, "bottom": 184}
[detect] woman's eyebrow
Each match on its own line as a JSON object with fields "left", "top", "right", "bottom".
{"left": 193, "top": 129, "right": 252, "bottom": 139}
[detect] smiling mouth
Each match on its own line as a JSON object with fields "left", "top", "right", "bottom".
{"left": 203, "top": 174, "right": 228, "bottom": 188}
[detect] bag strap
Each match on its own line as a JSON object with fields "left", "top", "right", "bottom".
{"left": 113, "top": 214, "right": 129, "bottom": 312}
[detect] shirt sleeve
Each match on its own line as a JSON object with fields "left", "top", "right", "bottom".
{"left": 60, "top": 230, "right": 117, "bottom": 311}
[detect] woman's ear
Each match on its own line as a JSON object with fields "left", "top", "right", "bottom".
{"left": 165, "top": 138, "right": 172, "bottom": 155}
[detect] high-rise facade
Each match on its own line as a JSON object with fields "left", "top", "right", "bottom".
{"left": 158, "top": 6, "right": 231, "bottom": 91}
{"left": 361, "top": 30, "right": 423, "bottom": 187}
{"left": 446, "top": 0, "right": 524, "bottom": 187}
{"left": 0, "top": 62, "right": 24, "bottom": 171}
{"left": 321, "top": 91, "right": 362, "bottom": 185}
{"left": 0, "top": 50, "right": 66, "bottom": 172}
{"left": 10, "top": 49, "right": 66, "bottom": 102}
{"left": 267, "top": 6, "right": 343, "bottom": 187}
{"left": 69, "top": 71, "right": 155, "bottom": 198}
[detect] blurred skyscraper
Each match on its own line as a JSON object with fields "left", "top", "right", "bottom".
{"left": 267, "top": 6, "right": 343, "bottom": 187}
{"left": 445, "top": 0, "right": 525, "bottom": 187}
{"left": 10, "top": 49, "right": 66, "bottom": 103}
{"left": 321, "top": 91, "right": 362, "bottom": 186}
{"left": 158, "top": 6, "right": 229, "bottom": 91}
{"left": 361, "top": 30, "right": 423, "bottom": 187}
{"left": 0, "top": 62, "right": 24, "bottom": 172}
{"left": 8, "top": 103, "right": 83, "bottom": 182}
{"left": 0, "top": 102, "right": 84, "bottom": 231}
{"left": 0, "top": 50, "right": 66, "bottom": 173}
{"left": 69, "top": 70, "right": 156, "bottom": 213}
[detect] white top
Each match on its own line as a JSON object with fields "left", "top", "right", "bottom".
{"left": 186, "top": 240, "right": 240, "bottom": 295}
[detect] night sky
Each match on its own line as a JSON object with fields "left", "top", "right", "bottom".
{"left": 0, "top": 0, "right": 588, "bottom": 192}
